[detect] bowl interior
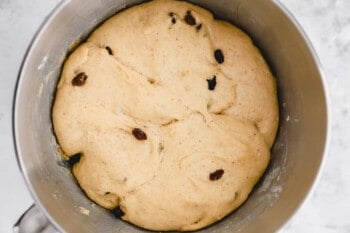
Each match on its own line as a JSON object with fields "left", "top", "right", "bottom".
{"left": 14, "top": 0, "right": 328, "bottom": 232}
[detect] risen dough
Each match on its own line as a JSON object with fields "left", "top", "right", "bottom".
{"left": 52, "top": 0, "right": 278, "bottom": 231}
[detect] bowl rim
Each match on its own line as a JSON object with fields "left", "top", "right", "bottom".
{"left": 12, "top": 1, "right": 72, "bottom": 232}
{"left": 270, "top": 0, "right": 331, "bottom": 230}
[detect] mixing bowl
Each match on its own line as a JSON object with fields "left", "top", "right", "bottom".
{"left": 13, "top": 0, "right": 329, "bottom": 232}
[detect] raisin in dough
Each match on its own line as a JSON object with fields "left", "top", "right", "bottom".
{"left": 52, "top": 0, "right": 279, "bottom": 231}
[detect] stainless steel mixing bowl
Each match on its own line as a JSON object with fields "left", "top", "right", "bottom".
{"left": 13, "top": 0, "right": 329, "bottom": 232}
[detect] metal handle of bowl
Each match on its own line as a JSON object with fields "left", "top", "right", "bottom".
{"left": 13, "top": 204, "right": 58, "bottom": 233}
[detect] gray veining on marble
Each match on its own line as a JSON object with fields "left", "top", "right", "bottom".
{"left": 0, "top": 0, "right": 349, "bottom": 232}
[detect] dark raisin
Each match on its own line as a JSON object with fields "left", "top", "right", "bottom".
{"left": 206, "top": 75, "right": 217, "bottom": 91}
{"left": 67, "top": 153, "right": 81, "bottom": 167}
{"left": 72, "top": 72, "right": 88, "bottom": 86}
{"left": 214, "top": 49, "right": 224, "bottom": 64}
{"left": 169, "top": 12, "right": 174, "bottom": 17}
{"left": 132, "top": 128, "right": 147, "bottom": 140}
{"left": 171, "top": 17, "right": 176, "bottom": 24}
{"left": 105, "top": 192, "right": 111, "bottom": 195}
{"left": 184, "top": 10, "right": 196, "bottom": 25}
{"left": 105, "top": 46, "right": 113, "bottom": 55}
{"left": 196, "top": 23, "right": 202, "bottom": 31}
{"left": 111, "top": 207, "right": 125, "bottom": 218}
{"left": 209, "top": 169, "right": 224, "bottom": 181}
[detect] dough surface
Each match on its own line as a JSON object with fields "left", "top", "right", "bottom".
{"left": 52, "top": 0, "right": 278, "bottom": 231}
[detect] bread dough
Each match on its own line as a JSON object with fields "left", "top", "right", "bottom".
{"left": 52, "top": 0, "right": 279, "bottom": 231}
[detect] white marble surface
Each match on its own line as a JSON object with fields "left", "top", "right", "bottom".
{"left": 0, "top": 0, "right": 349, "bottom": 232}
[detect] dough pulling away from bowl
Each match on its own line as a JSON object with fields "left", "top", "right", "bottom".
{"left": 52, "top": 0, "right": 279, "bottom": 231}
